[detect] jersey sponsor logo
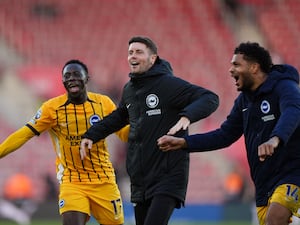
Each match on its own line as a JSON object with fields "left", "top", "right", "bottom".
{"left": 66, "top": 135, "right": 82, "bottom": 146}
{"left": 146, "top": 94, "right": 159, "bottom": 108}
{"left": 89, "top": 114, "right": 101, "bottom": 125}
{"left": 260, "top": 100, "right": 270, "bottom": 114}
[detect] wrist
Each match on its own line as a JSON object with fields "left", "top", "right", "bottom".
{"left": 181, "top": 138, "right": 187, "bottom": 148}
{"left": 271, "top": 136, "right": 280, "bottom": 147}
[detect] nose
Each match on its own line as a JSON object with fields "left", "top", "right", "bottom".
{"left": 228, "top": 66, "right": 234, "bottom": 75}
{"left": 128, "top": 53, "right": 136, "bottom": 59}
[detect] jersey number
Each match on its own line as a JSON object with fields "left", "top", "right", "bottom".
{"left": 111, "top": 198, "right": 122, "bottom": 219}
{"left": 286, "top": 184, "right": 299, "bottom": 201}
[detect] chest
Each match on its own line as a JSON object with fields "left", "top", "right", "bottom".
{"left": 54, "top": 104, "right": 105, "bottom": 135}
{"left": 242, "top": 95, "right": 280, "bottom": 130}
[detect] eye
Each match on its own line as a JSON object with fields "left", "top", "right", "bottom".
{"left": 63, "top": 73, "right": 71, "bottom": 81}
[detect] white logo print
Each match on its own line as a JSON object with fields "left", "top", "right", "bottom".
{"left": 29, "top": 109, "right": 42, "bottom": 124}
{"left": 59, "top": 199, "right": 65, "bottom": 208}
{"left": 146, "top": 94, "right": 159, "bottom": 108}
{"left": 260, "top": 100, "right": 270, "bottom": 114}
{"left": 89, "top": 115, "right": 101, "bottom": 125}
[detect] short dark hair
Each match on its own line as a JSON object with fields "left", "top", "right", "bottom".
{"left": 129, "top": 36, "right": 158, "bottom": 54}
{"left": 62, "top": 59, "right": 88, "bottom": 74}
{"left": 234, "top": 42, "right": 273, "bottom": 73}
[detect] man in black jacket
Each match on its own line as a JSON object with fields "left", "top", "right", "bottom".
{"left": 80, "top": 36, "right": 219, "bottom": 225}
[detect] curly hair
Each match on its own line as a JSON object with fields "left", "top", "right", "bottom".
{"left": 234, "top": 42, "right": 273, "bottom": 73}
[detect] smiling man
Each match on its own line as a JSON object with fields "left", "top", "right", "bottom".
{"left": 80, "top": 36, "right": 219, "bottom": 225}
{"left": 0, "top": 60, "right": 129, "bottom": 225}
{"left": 157, "top": 42, "right": 300, "bottom": 225}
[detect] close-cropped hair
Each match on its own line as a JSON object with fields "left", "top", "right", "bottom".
{"left": 129, "top": 36, "right": 158, "bottom": 55}
{"left": 234, "top": 42, "right": 273, "bottom": 73}
{"left": 62, "top": 59, "right": 89, "bottom": 74}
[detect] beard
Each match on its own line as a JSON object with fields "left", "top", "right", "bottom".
{"left": 239, "top": 75, "right": 255, "bottom": 92}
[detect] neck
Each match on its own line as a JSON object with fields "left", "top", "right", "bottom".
{"left": 251, "top": 73, "right": 268, "bottom": 91}
{"left": 68, "top": 93, "right": 87, "bottom": 104}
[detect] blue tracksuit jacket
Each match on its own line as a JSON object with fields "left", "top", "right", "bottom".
{"left": 185, "top": 64, "right": 300, "bottom": 206}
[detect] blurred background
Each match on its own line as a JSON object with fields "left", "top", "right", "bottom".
{"left": 0, "top": 0, "right": 299, "bottom": 224}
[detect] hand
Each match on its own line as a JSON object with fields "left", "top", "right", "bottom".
{"left": 80, "top": 138, "right": 93, "bottom": 160}
{"left": 167, "top": 117, "right": 190, "bottom": 135}
{"left": 258, "top": 136, "right": 280, "bottom": 161}
{"left": 157, "top": 135, "right": 187, "bottom": 151}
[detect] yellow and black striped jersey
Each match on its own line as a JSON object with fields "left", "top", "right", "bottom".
{"left": 0, "top": 92, "right": 129, "bottom": 184}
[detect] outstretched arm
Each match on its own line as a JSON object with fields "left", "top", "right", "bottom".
{"left": 82, "top": 106, "right": 128, "bottom": 143}
{"left": 80, "top": 106, "right": 129, "bottom": 159}
{"left": 0, "top": 126, "right": 35, "bottom": 158}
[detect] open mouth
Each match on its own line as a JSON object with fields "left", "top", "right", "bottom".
{"left": 67, "top": 82, "right": 81, "bottom": 92}
{"left": 130, "top": 62, "right": 139, "bottom": 67}
{"left": 233, "top": 75, "right": 239, "bottom": 83}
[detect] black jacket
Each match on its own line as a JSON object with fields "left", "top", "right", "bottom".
{"left": 83, "top": 57, "right": 219, "bottom": 206}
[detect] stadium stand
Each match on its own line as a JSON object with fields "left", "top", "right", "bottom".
{"left": 257, "top": 0, "right": 300, "bottom": 70}
{"left": 0, "top": 0, "right": 299, "bottom": 207}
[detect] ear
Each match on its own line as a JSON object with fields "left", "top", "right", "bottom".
{"left": 85, "top": 75, "right": 90, "bottom": 83}
{"left": 250, "top": 62, "right": 259, "bottom": 74}
{"left": 151, "top": 54, "right": 157, "bottom": 65}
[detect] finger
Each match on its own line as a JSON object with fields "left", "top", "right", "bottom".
{"left": 182, "top": 124, "right": 188, "bottom": 130}
{"left": 259, "top": 155, "right": 266, "bottom": 162}
{"left": 160, "top": 146, "right": 170, "bottom": 152}
{"left": 167, "top": 125, "right": 181, "bottom": 135}
{"left": 88, "top": 141, "right": 93, "bottom": 150}
{"left": 80, "top": 139, "right": 92, "bottom": 160}
{"left": 80, "top": 147, "right": 86, "bottom": 160}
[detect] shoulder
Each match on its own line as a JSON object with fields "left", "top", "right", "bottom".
{"left": 273, "top": 79, "right": 300, "bottom": 94}
{"left": 161, "top": 74, "right": 190, "bottom": 86}
{"left": 87, "top": 92, "right": 115, "bottom": 104}
{"left": 43, "top": 94, "right": 68, "bottom": 108}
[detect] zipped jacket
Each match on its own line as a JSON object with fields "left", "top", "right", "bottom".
{"left": 83, "top": 57, "right": 219, "bottom": 205}
{"left": 185, "top": 64, "right": 300, "bottom": 206}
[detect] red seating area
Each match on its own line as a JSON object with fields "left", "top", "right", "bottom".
{"left": 2, "top": 0, "right": 300, "bottom": 205}
{"left": 0, "top": 0, "right": 236, "bottom": 115}
{"left": 0, "top": 0, "right": 237, "bottom": 204}
{"left": 257, "top": 0, "right": 300, "bottom": 69}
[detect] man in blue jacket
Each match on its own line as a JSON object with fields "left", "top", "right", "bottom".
{"left": 80, "top": 36, "right": 219, "bottom": 225}
{"left": 158, "top": 42, "right": 300, "bottom": 225}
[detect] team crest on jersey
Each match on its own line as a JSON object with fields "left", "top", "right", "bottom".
{"left": 29, "top": 109, "right": 42, "bottom": 124}
{"left": 260, "top": 100, "right": 275, "bottom": 122}
{"left": 146, "top": 94, "right": 159, "bottom": 108}
{"left": 260, "top": 100, "right": 270, "bottom": 114}
{"left": 89, "top": 114, "right": 101, "bottom": 125}
{"left": 145, "top": 94, "right": 161, "bottom": 116}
